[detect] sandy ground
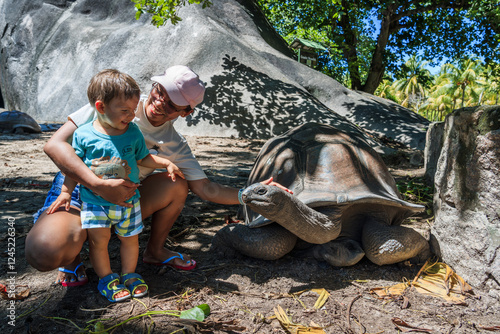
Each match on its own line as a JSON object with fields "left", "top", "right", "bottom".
{"left": 1, "top": 130, "right": 499, "bottom": 334}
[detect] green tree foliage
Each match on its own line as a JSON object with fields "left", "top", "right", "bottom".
{"left": 392, "top": 55, "right": 433, "bottom": 111}
{"left": 378, "top": 56, "right": 499, "bottom": 122}
{"left": 439, "top": 58, "right": 482, "bottom": 109}
{"left": 132, "top": 0, "right": 212, "bottom": 26}
{"left": 257, "top": 0, "right": 500, "bottom": 94}
{"left": 478, "top": 63, "right": 500, "bottom": 105}
{"left": 375, "top": 79, "right": 398, "bottom": 102}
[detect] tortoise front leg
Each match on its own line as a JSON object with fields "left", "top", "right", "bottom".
{"left": 211, "top": 223, "right": 297, "bottom": 260}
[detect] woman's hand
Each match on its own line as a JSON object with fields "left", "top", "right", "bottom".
{"left": 93, "top": 178, "right": 139, "bottom": 207}
{"left": 259, "top": 177, "right": 293, "bottom": 194}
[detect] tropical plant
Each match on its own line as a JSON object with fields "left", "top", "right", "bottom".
{"left": 443, "top": 58, "right": 483, "bottom": 108}
{"left": 375, "top": 79, "right": 398, "bottom": 102}
{"left": 477, "top": 63, "right": 500, "bottom": 105}
{"left": 391, "top": 55, "right": 433, "bottom": 112}
{"left": 132, "top": 0, "right": 212, "bottom": 26}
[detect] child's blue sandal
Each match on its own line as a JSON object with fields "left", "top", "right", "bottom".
{"left": 97, "top": 273, "right": 131, "bottom": 302}
{"left": 121, "top": 273, "right": 148, "bottom": 298}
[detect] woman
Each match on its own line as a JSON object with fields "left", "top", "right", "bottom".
{"left": 26, "top": 65, "right": 287, "bottom": 285}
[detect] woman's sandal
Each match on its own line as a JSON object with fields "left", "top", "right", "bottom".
{"left": 97, "top": 273, "right": 131, "bottom": 302}
{"left": 57, "top": 262, "right": 88, "bottom": 287}
{"left": 143, "top": 252, "right": 197, "bottom": 271}
{"left": 121, "top": 273, "right": 148, "bottom": 298}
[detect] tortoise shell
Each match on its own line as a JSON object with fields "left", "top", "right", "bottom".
{"left": 243, "top": 122, "right": 423, "bottom": 226}
{"left": 0, "top": 110, "right": 42, "bottom": 134}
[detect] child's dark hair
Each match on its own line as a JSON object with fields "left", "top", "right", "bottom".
{"left": 87, "top": 69, "right": 141, "bottom": 106}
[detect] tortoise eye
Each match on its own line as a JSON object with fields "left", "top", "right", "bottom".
{"left": 256, "top": 187, "right": 268, "bottom": 195}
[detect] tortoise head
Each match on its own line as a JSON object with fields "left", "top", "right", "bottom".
{"left": 241, "top": 183, "right": 294, "bottom": 220}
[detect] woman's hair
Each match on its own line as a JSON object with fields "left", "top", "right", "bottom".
{"left": 87, "top": 69, "right": 141, "bottom": 105}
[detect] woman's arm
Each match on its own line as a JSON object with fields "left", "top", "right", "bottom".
{"left": 188, "top": 178, "right": 239, "bottom": 204}
{"left": 187, "top": 177, "right": 292, "bottom": 205}
{"left": 44, "top": 121, "right": 137, "bottom": 206}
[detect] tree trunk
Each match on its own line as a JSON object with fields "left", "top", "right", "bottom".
{"left": 338, "top": 0, "right": 362, "bottom": 90}
{"left": 362, "top": 9, "right": 392, "bottom": 94}
{"left": 461, "top": 85, "right": 465, "bottom": 108}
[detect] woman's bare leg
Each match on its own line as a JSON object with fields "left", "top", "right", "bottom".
{"left": 25, "top": 206, "right": 87, "bottom": 284}
{"left": 139, "top": 172, "right": 192, "bottom": 267}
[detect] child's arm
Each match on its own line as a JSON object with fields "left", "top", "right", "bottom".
{"left": 137, "top": 154, "right": 185, "bottom": 181}
{"left": 46, "top": 177, "right": 78, "bottom": 214}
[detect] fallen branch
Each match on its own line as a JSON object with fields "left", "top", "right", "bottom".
{"left": 346, "top": 294, "right": 363, "bottom": 332}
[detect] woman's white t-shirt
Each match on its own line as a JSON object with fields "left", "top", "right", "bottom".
{"left": 68, "top": 95, "right": 207, "bottom": 181}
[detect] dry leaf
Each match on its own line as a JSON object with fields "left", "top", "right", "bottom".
{"left": 291, "top": 288, "right": 330, "bottom": 310}
{"left": 312, "top": 289, "right": 330, "bottom": 309}
{"left": 478, "top": 325, "right": 500, "bottom": 331}
{"left": 412, "top": 260, "right": 473, "bottom": 303}
{"left": 0, "top": 283, "right": 30, "bottom": 300}
{"left": 274, "top": 305, "right": 326, "bottom": 334}
{"left": 392, "top": 317, "right": 433, "bottom": 333}
{"left": 371, "top": 260, "right": 473, "bottom": 304}
{"left": 370, "top": 282, "right": 409, "bottom": 299}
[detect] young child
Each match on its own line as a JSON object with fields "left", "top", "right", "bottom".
{"left": 47, "top": 69, "right": 185, "bottom": 302}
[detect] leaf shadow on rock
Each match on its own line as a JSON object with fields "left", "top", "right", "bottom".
{"left": 186, "top": 54, "right": 364, "bottom": 141}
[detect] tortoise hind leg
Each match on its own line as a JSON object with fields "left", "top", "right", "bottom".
{"left": 362, "top": 220, "right": 431, "bottom": 266}
{"left": 313, "top": 237, "right": 365, "bottom": 267}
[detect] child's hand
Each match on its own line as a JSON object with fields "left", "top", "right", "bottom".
{"left": 166, "top": 163, "right": 185, "bottom": 182}
{"left": 46, "top": 192, "right": 72, "bottom": 214}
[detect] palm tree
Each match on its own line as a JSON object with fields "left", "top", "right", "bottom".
{"left": 440, "top": 57, "right": 482, "bottom": 108}
{"left": 425, "top": 84, "right": 454, "bottom": 121}
{"left": 375, "top": 79, "right": 398, "bottom": 102}
{"left": 392, "top": 55, "right": 433, "bottom": 112}
{"left": 477, "top": 63, "right": 500, "bottom": 105}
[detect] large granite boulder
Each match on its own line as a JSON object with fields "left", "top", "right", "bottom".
{"left": 424, "top": 121, "right": 445, "bottom": 185}
{"left": 0, "top": 0, "right": 429, "bottom": 150}
{"left": 430, "top": 106, "right": 500, "bottom": 293}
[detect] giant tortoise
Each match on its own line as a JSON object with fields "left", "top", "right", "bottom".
{"left": 212, "top": 122, "right": 430, "bottom": 266}
{"left": 0, "top": 110, "right": 42, "bottom": 134}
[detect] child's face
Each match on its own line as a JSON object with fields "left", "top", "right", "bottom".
{"left": 97, "top": 96, "right": 139, "bottom": 133}
{"left": 145, "top": 83, "right": 192, "bottom": 126}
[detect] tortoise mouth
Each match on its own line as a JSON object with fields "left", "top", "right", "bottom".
{"left": 245, "top": 198, "right": 274, "bottom": 209}
{"left": 243, "top": 195, "right": 281, "bottom": 215}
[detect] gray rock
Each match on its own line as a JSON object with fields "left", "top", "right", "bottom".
{"left": 424, "top": 121, "right": 445, "bottom": 184}
{"left": 431, "top": 106, "right": 500, "bottom": 290}
{"left": 0, "top": 0, "right": 428, "bottom": 150}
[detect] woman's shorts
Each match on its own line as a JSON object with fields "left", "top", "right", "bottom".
{"left": 33, "top": 172, "right": 82, "bottom": 223}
